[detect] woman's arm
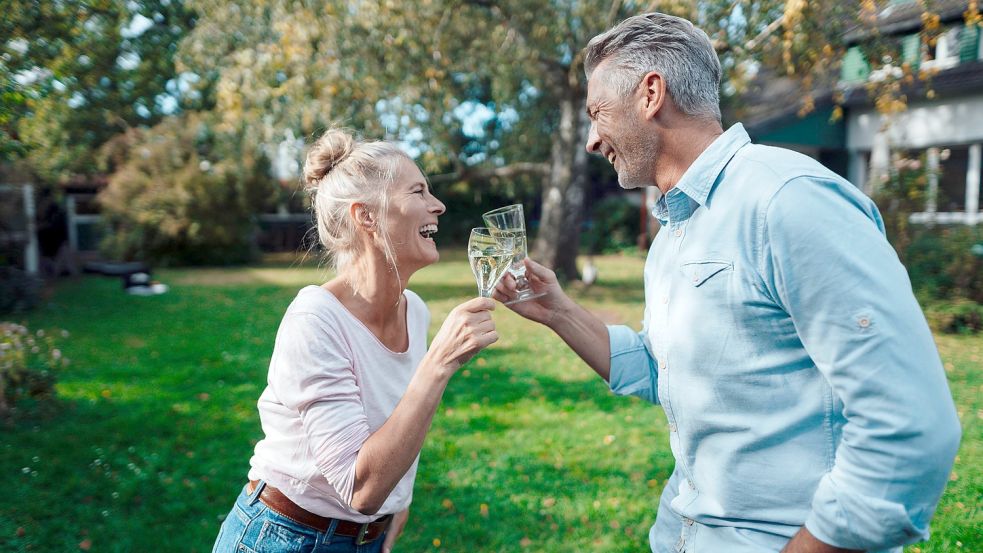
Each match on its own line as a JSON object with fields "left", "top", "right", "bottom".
{"left": 349, "top": 297, "right": 497, "bottom": 514}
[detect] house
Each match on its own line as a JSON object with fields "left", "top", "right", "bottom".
{"left": 746, "top": 0, "right": 982, "bottom": 225}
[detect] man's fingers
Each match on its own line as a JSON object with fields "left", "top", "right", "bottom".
{"left": 523, "top": 258, "right": 553, "bottom": 281}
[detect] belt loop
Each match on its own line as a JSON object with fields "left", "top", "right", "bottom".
{"left": 248, "top": 480, "right": 266, "bottom": 506}
{"left": 321, "top": 518, "right": 340, "bottom": 546}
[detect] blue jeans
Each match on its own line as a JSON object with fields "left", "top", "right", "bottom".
{"left": 212, "top": 482, "right": 386, "bottom": 553}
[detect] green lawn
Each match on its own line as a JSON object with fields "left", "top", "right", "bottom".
{"left": 2, "top": 252, "right": 979, "bottom": 552}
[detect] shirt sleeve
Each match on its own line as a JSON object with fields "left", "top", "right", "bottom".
{"left": 607, "top": 323, "right": 660, "bottom": 404}
{"left": 760, "top": 176, "right": 961, "bottom": 551}
{"left": 268, "top": 312, "right": 370, "bottom": 507}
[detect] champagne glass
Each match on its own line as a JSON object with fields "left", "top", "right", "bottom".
{"left": 468, "top": 228, "right": 513, "bottom": 298}
{"left": 482, "top": 204, "right": 546, "bottom": 304}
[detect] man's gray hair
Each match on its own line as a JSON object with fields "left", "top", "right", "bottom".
{"left": 584, "top": 12, "right": 722, "bottom": 122}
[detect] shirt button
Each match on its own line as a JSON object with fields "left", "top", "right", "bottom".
{"left": 658, "top": 360, "right": 667, "bottom": 370}
{"left": 688, "top": 479, "right": 696, "bottom": 490}
{"left": 674, "top": 228, "right": 683, "bottom": 237}
{"left": 668, "top": 423, "right": 677, "bottom": 432}
{"left": 858, "top": 317, "right": 871, "bottom": 328}
{"left": 661, "top": 295, "right": 669, "bottom": 304}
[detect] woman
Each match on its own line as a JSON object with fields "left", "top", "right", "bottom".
{"left": 213, "top": 129, "right": 498, "bottom": 553}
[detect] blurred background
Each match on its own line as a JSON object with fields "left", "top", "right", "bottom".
{"left": 1, "top": 1, "right": 980, "bottom": 551}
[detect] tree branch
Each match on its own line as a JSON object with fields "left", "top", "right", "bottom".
{"left": 429, "top": 161, "right": 549, "bottom": 184}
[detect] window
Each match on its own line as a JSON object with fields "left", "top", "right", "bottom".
{"left": 922, "top": 26, "right": 961, "bottom": 70}
{"left": 936, "top": 146, "right": 969, "bottom": 213}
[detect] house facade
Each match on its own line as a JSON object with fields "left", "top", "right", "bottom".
{"left": 748, "top": 0, "right": 982, "bottom": 225}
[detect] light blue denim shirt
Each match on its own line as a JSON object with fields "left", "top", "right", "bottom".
{"left": 607, "top": 124, "right": 961, "bottom": 553}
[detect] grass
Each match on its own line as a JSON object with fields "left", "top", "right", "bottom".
{"left": 1, "top": 252, "right": 979, "bottom": 552}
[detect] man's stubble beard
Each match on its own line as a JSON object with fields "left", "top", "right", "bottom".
{"left": 616, "top": 132, "right": 661, "bottom": 191}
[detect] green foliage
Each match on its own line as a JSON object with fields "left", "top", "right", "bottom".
{"left": 583, "top": 195, "right": 642, "bottom": 254}
{"left": 0, "top": 265, "right": 39, "bottom": 315}
{"left": 873, "top": 153, "right": 933, "bottom": 262}
{"left": 0, "top": 323, "right": 67, "bottom": 415}
{"left": 1, "top": 0, "right": 196, "bottom": 181}
{"left": 903, "top": 225, "right": 983, "bottom": 334}
{"left": 924, "top": 299, "right": 983, "bottom": 335}
{"left": 905, "top": 225, "right": 983, "bottom": 305}
{"left": 1, "top": 257, "right": 978, "bottom": 551}
{"left": 97, "top": 113, "right": 277, "bottom": 265}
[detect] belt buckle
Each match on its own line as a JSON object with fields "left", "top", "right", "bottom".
{"left": 354, "top": 522, "right": 371, "bottom": 545}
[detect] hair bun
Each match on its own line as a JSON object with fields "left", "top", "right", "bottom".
{"left": 304, "top": 128, "right": 356, "bottom": 185}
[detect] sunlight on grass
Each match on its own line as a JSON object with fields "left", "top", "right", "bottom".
{"left": 2, "top": 251, "right": 978, "bottom": 552}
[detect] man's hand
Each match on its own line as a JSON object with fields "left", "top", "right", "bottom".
{"left": 782, "top": 527, "right": 863, "bottom": 553}
{"left": 381, "top": 508, "right": 409, "bottom": 553}
{"left": 492, "top": 258, "right": 571, "bottom": 327}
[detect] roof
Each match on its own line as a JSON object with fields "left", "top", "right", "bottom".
{"left": 843, "top": 0, "right": 973, "bottom": 43}
{"left": 743, "top": 60, "right": 983, "bottom": 145}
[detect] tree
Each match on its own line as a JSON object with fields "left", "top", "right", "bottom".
{"left": 176, "top": 0, "right": 949, "bottom": 279}
{"left": 0, "top": 0, "right": 196, "bottom": 181}
{"left": 97, "top": 112, "right": 275, "bottom": 265}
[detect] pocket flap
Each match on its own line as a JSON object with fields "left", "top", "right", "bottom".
{"left": 681, "top": 260, "right": 732, "bottom": 287}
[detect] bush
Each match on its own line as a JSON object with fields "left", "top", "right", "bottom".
{"left": 924, "top": 299, "right": 983, "bottom": 335}
{"left": 905, "top": 225, "right": 983, "bottom": 305}
{"left": 97, "top": 113, "right": 277, "bottom": 266}
{"left": 0, "top": 322, "right": 68, "bottom": 415}
{"left": 0, "top": 265, "right": 40, "bottom": 315}
{"left": 583, "top": 195, "right": 641, "bottom": 254}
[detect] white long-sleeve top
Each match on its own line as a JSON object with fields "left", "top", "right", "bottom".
{"left": 248, "top": 285, "right": 430, "bottom": 523}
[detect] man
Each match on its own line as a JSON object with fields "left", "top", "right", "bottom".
{"left": 495, "top": 12, "right": 961, "bottom": 553}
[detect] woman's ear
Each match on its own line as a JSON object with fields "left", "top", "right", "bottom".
{"left": 350, "top": 203, "right": 376, "bottom": 231}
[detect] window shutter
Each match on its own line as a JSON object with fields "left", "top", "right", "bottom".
{"left": 959, "top": 24, "right": 980, "bottom": 63}
{"left": 901, "top": 33, "right": 921, "bottom": 70}
{"left": 841, "top": 46, "right": 870, "bottom": 83}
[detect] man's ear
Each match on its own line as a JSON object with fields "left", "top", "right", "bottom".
{"left": 638, "top": 71, "right": 666, "bottom": 120}
{"left": 350, "top": 203, "right": 376, "bottom": 230}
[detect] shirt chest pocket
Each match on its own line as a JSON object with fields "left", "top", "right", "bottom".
{"left": 679, "top": 259, "right": 733, "bottom": 287}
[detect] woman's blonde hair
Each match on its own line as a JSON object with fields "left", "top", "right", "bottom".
{"left": 303, "top": 128, "right": 410, "bottom": 275}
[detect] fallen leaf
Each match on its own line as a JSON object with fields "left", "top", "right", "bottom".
{"left": 79, "top": 539, "right": 92, "bottom": 551}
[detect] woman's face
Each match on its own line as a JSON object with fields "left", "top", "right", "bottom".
{"left": 382, "top": 157, "right": 446, "bottom": 273}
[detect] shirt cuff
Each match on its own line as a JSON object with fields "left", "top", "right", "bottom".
{"left": 805, "top": 473, "right": 927, "bottom": 551}
{"left": 607, "top": 324, "right": 659, "bottom": 404}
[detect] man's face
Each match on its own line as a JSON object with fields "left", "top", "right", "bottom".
{"left": 584, "top": 63, "right": 659, "bottom": 190}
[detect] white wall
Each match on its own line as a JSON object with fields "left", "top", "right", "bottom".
{"left": 847, "top": 93, "right": 983, "bottom": 150}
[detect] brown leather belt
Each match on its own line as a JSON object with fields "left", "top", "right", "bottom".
{"left": 247, "top": 480, "right": 391, "bottom": 544}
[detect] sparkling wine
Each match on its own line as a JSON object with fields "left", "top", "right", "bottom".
{"left": 487, "top": 229, "right": 527, "bottom": 275}
{"left": 469, "top": 251, "right": 512, "bottom": 297}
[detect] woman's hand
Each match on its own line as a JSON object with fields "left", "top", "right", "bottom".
{"left": 424, "top": 297, "right": 498, "bottom": 376}
{"left": 493, "top": 258, "right": 571, "bottom": 328}
{"left": 381, "top": 509, "right": 409, "bottom": 553}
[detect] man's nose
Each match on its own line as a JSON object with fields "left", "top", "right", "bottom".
{"left": 585, "top": 125, "right": 601, "bottom": 154}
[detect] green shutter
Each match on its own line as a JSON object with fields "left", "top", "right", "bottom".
{"left": 901, "top": 33, "right": 921, "bottom": 70}
{"left": 959, "top": 25, "right": 980, "bottom": 63}
{"left": 841, "top": 46, "right": 870, "bottom": 83}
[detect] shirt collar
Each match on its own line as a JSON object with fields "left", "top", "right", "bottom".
{"left": 652, "top": 123, "right": 751, "bottom": 224}
{"left": 676, "top": 123, "right": 750, "bottom": 206}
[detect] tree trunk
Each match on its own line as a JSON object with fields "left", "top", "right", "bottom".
{"left": 532, "top": 89, "right": 590, "bottom": 282}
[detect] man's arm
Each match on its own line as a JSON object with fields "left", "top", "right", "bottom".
{"left": 762, "top": 177, "right": 961, "bottom": 551}
{"left": 493, "top": 258, "right": 612, "bottom": 380}
{"left": 782, "top": 527, "right": 861, "bottom": 553}
{"left": 495, "top": 258, "right": 661, "bottom": 404}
